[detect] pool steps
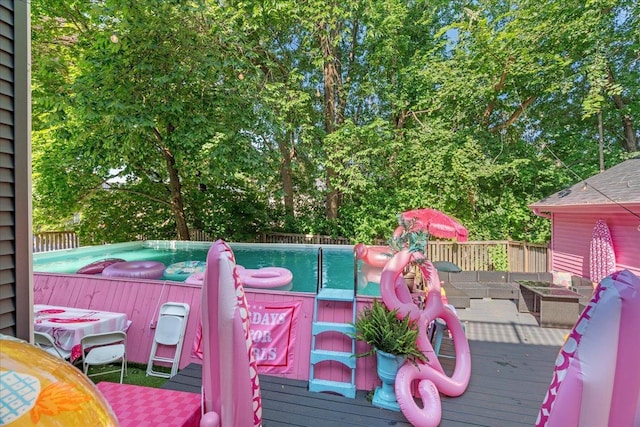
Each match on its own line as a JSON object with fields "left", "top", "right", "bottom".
{"left": 308, "top": 288, "right": 357, "bottom": 398}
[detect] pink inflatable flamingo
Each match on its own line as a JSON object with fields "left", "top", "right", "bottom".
{"left": 536, "top": 269, "right": 640, "bottom": 427}
{"left": 380, "top": 248, "right": 471, "bottom": 427}
{"left": 200, "top": 240, "right": 262, "bottom": 427}
{"left": 355, "top": 243, "right": 392, "bottom": 268}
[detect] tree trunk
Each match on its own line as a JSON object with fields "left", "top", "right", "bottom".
{"left": 164, "top": 150, "right": 190, "bottom": 240}
{"left": 319, "top": 22, "right": 341, "bottom": 220}
{"left": 154, "top": 127, "right": 190, "bottom": 240}
{"left": 278, "top": 131, "right": 295, "bottom": 219}
{"left": 620, "top": 114, "right": 638, "bottom": 152}
{"left": 607, "top": 65, "right": 638, "bottom": 152}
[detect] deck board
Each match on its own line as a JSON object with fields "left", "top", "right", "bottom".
{"left": 162, "top": 299, "right": 566, "bottom": 426}
{"left": 163, "top": 340, "right": 559, "bottom": 426}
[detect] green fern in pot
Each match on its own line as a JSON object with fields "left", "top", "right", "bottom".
{"left": 353, "top": 299, "right": 427, "bottom": 363}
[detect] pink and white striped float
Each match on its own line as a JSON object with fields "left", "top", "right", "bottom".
{"left": 536, "top": 269, "right": 640, "bottom": 427}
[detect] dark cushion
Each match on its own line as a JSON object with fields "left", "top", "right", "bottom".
{"left": 433, "top": 261, "right": 462, "bottom": 273}
{"left": 478, "top": 271, "right": 508, "bottom": 283}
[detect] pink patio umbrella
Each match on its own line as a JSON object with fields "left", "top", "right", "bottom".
{"left": 394, "top": 208, "right": 469, "bottom": 242}
{"left": 589, "top": 219, "right": 616, "bottom": 284}
{"left": 200, "top": 240, "right": 262, "bottom": 427}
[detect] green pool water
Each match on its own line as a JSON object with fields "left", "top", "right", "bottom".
{"left": 33, "top": 241, "right": 382, "bottom": 296}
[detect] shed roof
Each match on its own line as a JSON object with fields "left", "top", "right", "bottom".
{"left": 530, "top": 156, "right": 640, "bottom": 211}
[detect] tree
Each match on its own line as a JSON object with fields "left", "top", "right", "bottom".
{"left": 32, "top": 0, "right": 271, "bottom": 240}
{"left": 31, "top": 0, "right": 636, "bottom": 245}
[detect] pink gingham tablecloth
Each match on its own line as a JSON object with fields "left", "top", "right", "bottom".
{"left": 96, "top": 382, "right": 201, "bottom": 427}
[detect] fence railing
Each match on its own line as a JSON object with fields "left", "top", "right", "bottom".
{"left": 32, "top": 231, "right": 548, "bottom": 272}
{"left": 33, "top": 231, "right": 79, "bottom": 253}
{"left": 256, "top": 232, "right": 351, "bottom": 245}
{"left": 425, "top": 240, "right": 548, "bottom": 272}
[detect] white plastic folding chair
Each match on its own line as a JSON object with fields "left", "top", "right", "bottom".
{"left": 81, "top": 331, "right": 127, "bottom": 384}
{"left": 34, "top": 331, "right": 71, "bottom": 360}
{"left": 146, "top": 302, "right": 190, "bottom": 378}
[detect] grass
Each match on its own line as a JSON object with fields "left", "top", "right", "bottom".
{"left": 84, "top": 362, "right": 171, "bottom": 388}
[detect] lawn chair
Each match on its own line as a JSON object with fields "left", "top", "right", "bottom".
{"left": 81, "top": 331, "right": 127, "bottom": 384}
{"left": 146, "top": 302, "right": 190, "bottom": 378}
{"left": 34, "top": 331, "right": 71, "bottom": 360}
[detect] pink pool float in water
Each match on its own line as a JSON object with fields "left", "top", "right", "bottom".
{"left": 237, "top": 265, "right": 293, "bottom": 291}
{"left": 102, "top": 261, "right": 165, "bottom": 279}
{"left": 185, "top": 272, "right": 205, "bottom": 285}
{"left": 76, "top": 258, "right": 126, "bottom": 275}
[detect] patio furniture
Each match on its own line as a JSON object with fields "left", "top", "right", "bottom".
{"left": 33, "top": 331, "right": 71, "bottom": 360}
{"left": 147, "top": 302, "right": 190, "bottom": 378}
{"left": 518, "top": 281, "right": 581, "bottom": 328}
{"left": 81, "top": 331, "right": 127, "bottom": 384}
{"left": 34, "top": 304, "right": 129, "bottom": 362}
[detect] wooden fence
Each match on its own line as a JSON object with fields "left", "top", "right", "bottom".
{"left": 255, "top": 234, "right": 548, "bottom": 272}
{"left": 256, "top": 232, "right": 351, "bottom": 245}
{"left": 32, "top": 231, "right": 79, "bottom": 253}
{"left": 424, "top": 240, "right": 549, "bottom": 272}
{"left": 32, "top": 231, "right": 548, "bottom": 272}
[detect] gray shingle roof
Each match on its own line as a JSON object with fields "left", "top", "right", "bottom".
{"left": 530, "top": 156, "right": 640, "bottom": 209}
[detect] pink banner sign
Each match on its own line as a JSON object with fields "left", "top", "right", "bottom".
{"left": 193, "top": 300, "right": 301, "bottom": 374}
{"left": 248, "top": 301, "right": 301, "bottom": 373}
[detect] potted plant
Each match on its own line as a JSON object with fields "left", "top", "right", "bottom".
{"left": 354, "top": 299, "right": 426, "bottom": 411}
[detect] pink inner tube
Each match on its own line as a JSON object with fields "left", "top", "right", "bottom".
{"left": 185, "top": 272, "right": 205, "bottom": 285}
{"left": 76, "top": 258, "right": 126, "bottom": 275}
{"left": 102, "top": 261, "right": 166, "bottom": 279}
{"left": 238, "top": 266, "right": 293, "bottom": 289}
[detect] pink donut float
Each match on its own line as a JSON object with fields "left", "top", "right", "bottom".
{"left": 102, "top": 261, "right": 166, "bottom": 279}
{"left": 76, "top": 258, "right": 126, "bottom": 274}
{"left": 185, "top": 272, "right": 205, "bottom": 285}
{"left": 238, "top": 266, "right": 293, "bottom": 290}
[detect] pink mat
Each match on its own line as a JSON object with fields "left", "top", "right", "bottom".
{"left": 97, "top": 382, "right": 201, "bottom": 427}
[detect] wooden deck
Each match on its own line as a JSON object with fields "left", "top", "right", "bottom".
{"left": 163, "top": 300, "right": 569, "bottom": 426}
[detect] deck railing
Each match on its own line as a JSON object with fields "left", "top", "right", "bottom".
{"left": 33, "top": 230, "right": 548, "bottom": 272}
{"left": 256, "top": 232, "right": 351, "bottom": 245}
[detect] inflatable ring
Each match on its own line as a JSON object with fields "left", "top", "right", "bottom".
{"left": 163, "top": 261, "right": 206, "bottom": 281}
{"left": 0, "top": 336, "right": 120, "bottom": 425}
{"left": 102, "top": 261, "right": 166, "bottom": 279}
{"left": 238, "top": 266, "right": 293, "bottom": 290}
{"left": 185, "top": 272, "right": 205, "bottom": 285}
{"left": 76, "top": 258, "right": 126, "bottom": 275}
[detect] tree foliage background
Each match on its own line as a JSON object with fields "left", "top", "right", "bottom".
{"left": 31, "top": 0, "right": 638, "bottom": 245}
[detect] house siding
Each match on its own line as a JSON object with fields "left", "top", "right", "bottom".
{"left": 551, "top": 206, "right": 640, "bottom": 279}
{"left": 0, "top": 0, "right": 31, "bottom": 339}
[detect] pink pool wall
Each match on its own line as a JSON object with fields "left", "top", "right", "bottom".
{"left": 33, "top": 273, "right": 379, "bottom": 390}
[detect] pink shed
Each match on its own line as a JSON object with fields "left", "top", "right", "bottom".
{"left": 530, "top": 157, "right": 640, "bottom": 279}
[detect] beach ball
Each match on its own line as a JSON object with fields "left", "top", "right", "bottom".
{"left": 0, "top": 335, "right": 119, "bottom": 426}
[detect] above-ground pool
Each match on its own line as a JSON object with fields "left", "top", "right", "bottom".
{"left": 33, "top": 240, "right": 383, "bottom": 296}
